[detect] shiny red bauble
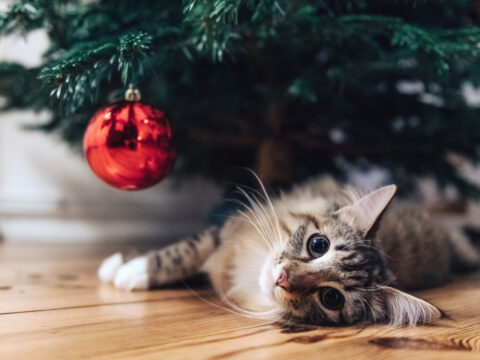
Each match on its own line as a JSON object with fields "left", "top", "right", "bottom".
{"left": 83, "top": 100, "right": 176, "bottom": 190}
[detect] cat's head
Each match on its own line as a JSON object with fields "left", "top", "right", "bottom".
{"left": 261, "top": 185, "right": 442, "bottom": 327}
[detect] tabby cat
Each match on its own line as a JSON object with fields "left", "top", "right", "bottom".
{"left": 99, "top": 178, "right": 480, "bottom": 326}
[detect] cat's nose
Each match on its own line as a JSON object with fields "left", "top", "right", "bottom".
{"left": 276, "top": 269, "right": 290, "bottom": 292}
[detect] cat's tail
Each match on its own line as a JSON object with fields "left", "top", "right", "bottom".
{"left": 449, "top": 227, "right": 480, "bottom": 272}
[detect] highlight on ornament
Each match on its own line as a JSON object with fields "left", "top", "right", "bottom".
{"left": 83, "top": 86, "right": 176, "bottom": 190}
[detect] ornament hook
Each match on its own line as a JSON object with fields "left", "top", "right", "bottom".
{"left": 125, "top": 84, "right": 142, "bottom": 101}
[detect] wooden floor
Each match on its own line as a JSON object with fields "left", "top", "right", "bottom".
{"left": 1, "top": 242, "right": 480, "bottom": 360}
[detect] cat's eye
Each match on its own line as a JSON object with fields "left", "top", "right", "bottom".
{"left": 307, "top": 234, "right": 330, "bottom": 258}
{"left": 319, "top": 287, "right": 345, "bottom": 310}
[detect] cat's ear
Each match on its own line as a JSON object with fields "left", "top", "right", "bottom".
{"left": 380, "top": 286, "right": 442, "bottom": 326}
{"left": 337, "top": 185, "right": 396, "bottom": 235}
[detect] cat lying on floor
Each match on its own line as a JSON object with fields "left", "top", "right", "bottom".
{"left": 99, "top": 178, "right": 480, "bottom": 326}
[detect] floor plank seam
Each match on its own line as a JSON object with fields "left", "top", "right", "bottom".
{"left": 0, "top": 295, "right": 207, "bottom": 316}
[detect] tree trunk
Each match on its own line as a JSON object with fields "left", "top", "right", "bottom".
{"left": 255, "top": 103, "right": 292, "bottom": 188}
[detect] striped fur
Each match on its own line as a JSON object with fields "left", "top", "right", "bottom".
{"left": 99, "top": 177, "right": 479, "bottom": 327}
{"left": 146, "top": 226, "right": 221, "bottom": 287}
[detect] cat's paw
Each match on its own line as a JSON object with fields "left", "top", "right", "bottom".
{"left": 113, "top": 256, "right": 150, "bottom": 291}
{"left": 98, "top": 252, "right": 124, "bottom": 283}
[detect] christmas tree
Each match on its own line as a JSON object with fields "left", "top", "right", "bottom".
{"left": 1, "top": 0, "right": 480, "bottom": 194}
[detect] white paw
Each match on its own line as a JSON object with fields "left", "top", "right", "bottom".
{"left": 98, "top": 252, "right": 124, "bottom": 283}
{"left": 113, "top": 256, "right": 149, "bottom": 291}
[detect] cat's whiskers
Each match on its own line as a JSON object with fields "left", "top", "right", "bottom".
{"left": 236, "top": 187, "right": 282, "bottom": 251}
{"left": 235, "top": 198, "right": 276, "bottom": 251}
{"left": 243, "top": 241, "right": 270, "bottom": 257}
{"left": 228, "top": 193, "right": 275, "bottom": 246}
{"left": 178, "top": 278, "right": 272, "bottom": 319}
{"left": 222, "top": 208, "right": 276, "bottom": 256}
{"left": 248, "top": 171, "right": 284, "bottom": 247}
{"left": 360, "top": 276, "right": 397, "bottom": 291}
{"left": 280, "top": 309, "right": 297, "bottom": 328}
{"left": 152, "top": 254, "right": 274, "bottom": 319}
{"left": 226, "top": 197, "right": 274, "bottom": 251}
{"left": 239, "top": 174, "right": 284, "bottom": 248}
{"left": 237, "top": 209, "right": 274, "bottom": 251}
{"left": 226, "top": 170, "right": 284, "bottom": 249}
{"left": 249, "top": 193, "right": 280, "bottom": 250}
{"left": 237, "top": 188, "right": 276, "bottom": 247}
{"left": 218, "top": 293, "right": 282, "bottom": 321}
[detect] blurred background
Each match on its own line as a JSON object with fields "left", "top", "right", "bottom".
{"left": 1, "top": 1, "right": 480, "bottom": 243}
{"left": 0, "top": 10, "right": 218, "bottom": 242}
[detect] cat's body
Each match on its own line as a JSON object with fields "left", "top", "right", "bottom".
{"left": 99, "top": 177, "right": 480, "bottom": 326}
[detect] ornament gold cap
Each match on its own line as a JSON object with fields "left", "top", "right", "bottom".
{"left": 125, "top": 84, "right": 142, "bottom": 101}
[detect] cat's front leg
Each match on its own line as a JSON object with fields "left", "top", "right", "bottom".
{"left": 98, "top": 226, "right": 222, "bottom": 291}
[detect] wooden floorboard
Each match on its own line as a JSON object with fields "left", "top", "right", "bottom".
{"left": 0, "top": 242, "right": 479, "bottom": 359}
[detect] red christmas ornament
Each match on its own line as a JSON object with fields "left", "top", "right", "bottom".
{"left": 83, "top": 87, "right": 176, "bottom": 190}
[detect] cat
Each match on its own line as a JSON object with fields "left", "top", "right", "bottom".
{"left": 98, "top": 177, "right": 480, "bottom": 326}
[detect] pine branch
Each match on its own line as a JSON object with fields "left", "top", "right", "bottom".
{"left": 0, "top": 0, "right": 42, "bottom": 34}
{"left": 0, "top": 63, "right": 47, "bottom": 110}
{"left": 38, "top": 30, "right": 158, "bottom": 113}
